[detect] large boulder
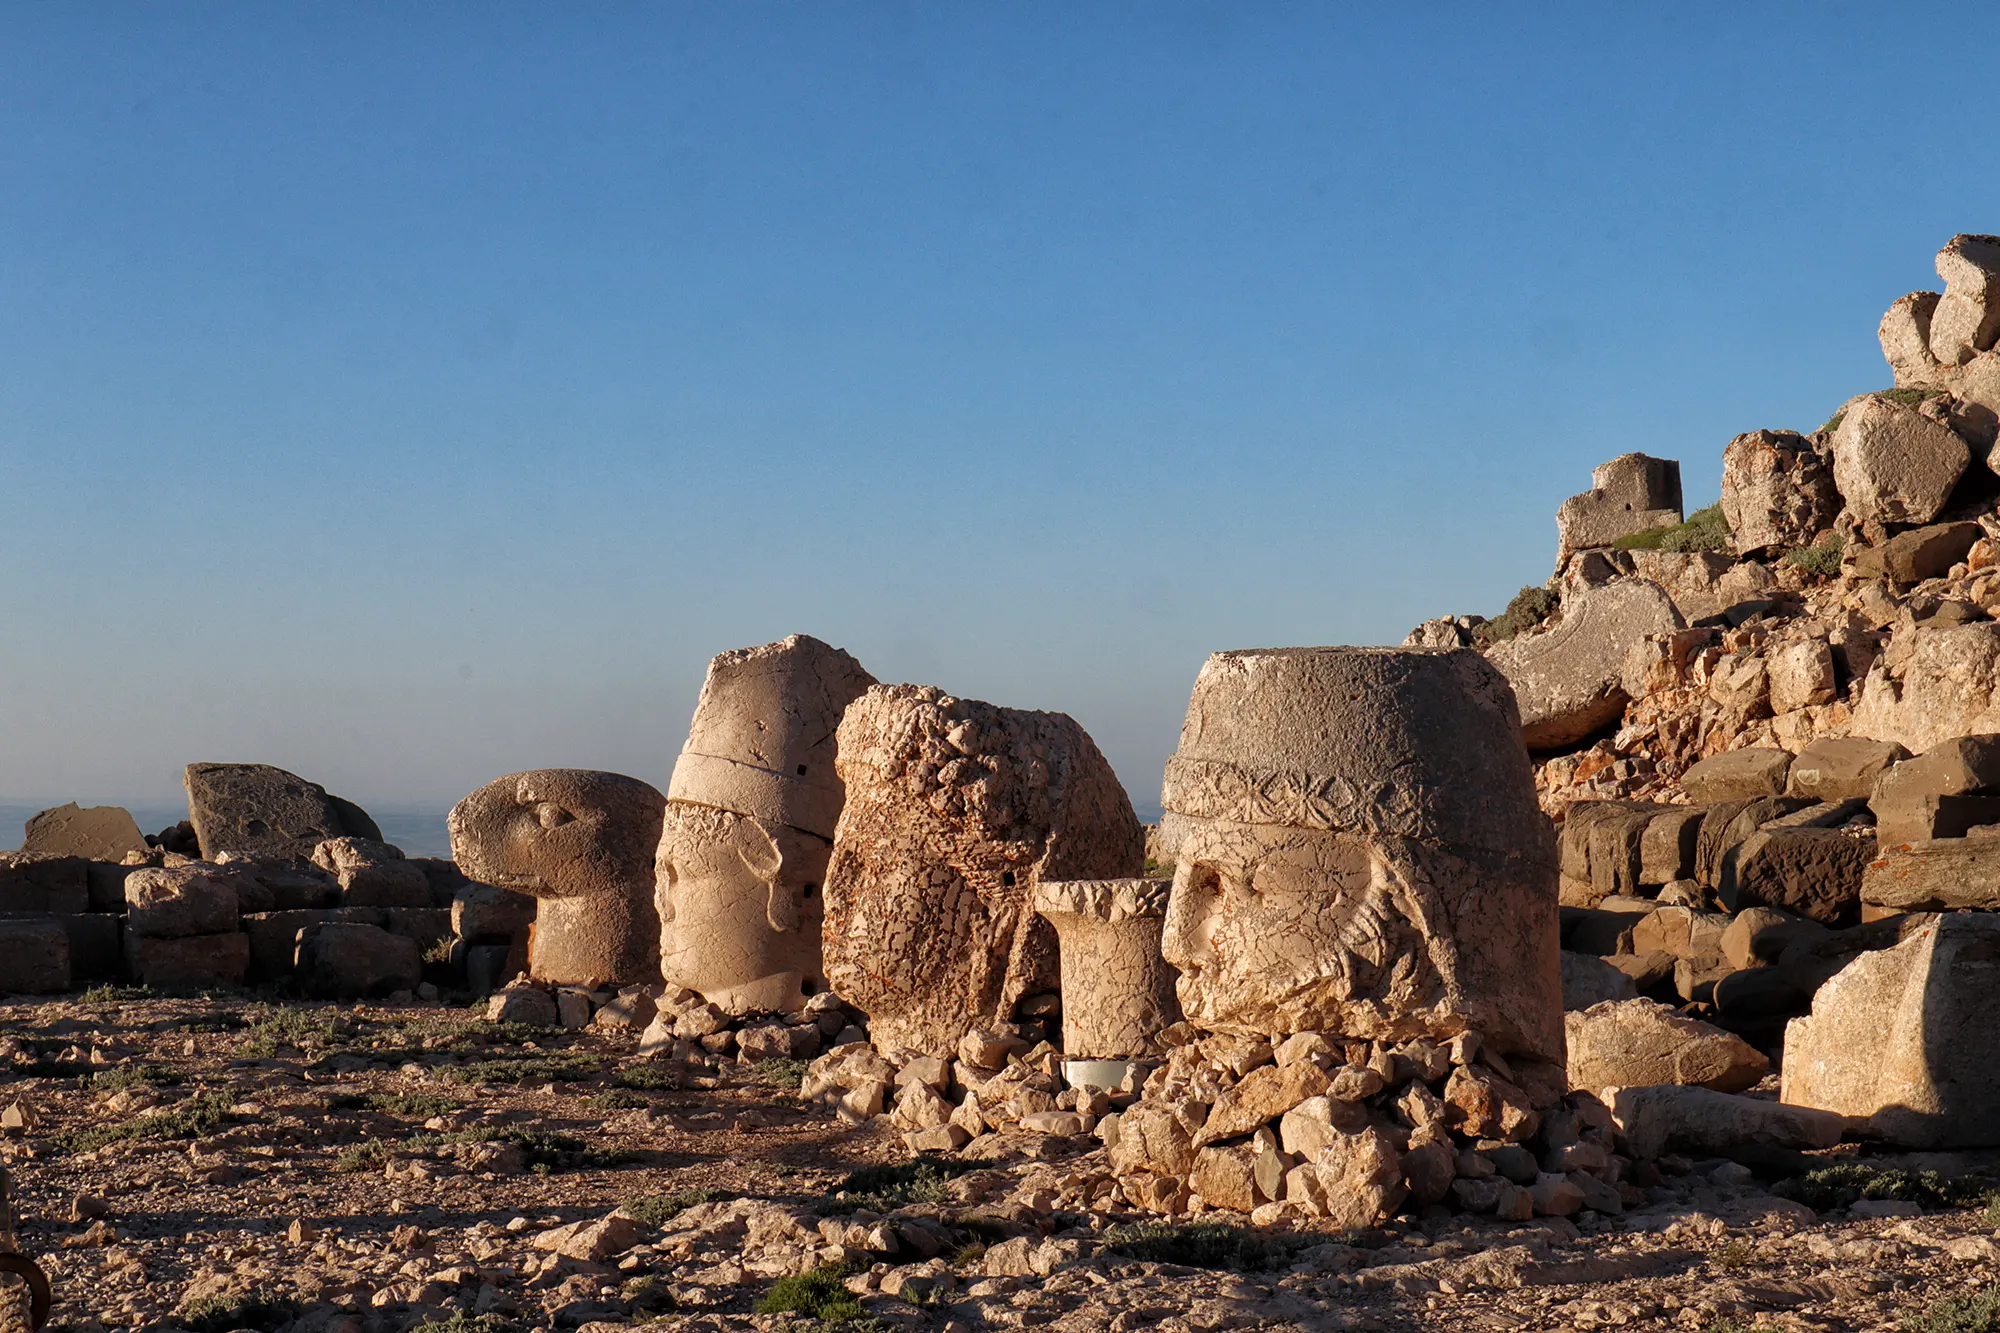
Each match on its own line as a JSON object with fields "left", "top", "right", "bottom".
{"left": 19, "top": 803, "right": 148, "bottom": 862}
{"left": 1928, "top": 234, "right": 2000, "bottom": 367}
{"left": 1487, "top": 579, "right": 1683, "bottom": 751}
{"left": 1606, "top": 1085, "right": 1844, "bottom": 1161}
{"left": 1847, "top": 623, "right": 2000, "bottom": 754}
{"left": 1783, "top": 913, "right": 2000, "bottom": 1147}
{"left": 1560, "top": 951, "right": 1636, "bottom": 1010}
{"left": 1566, "top": 998, "right": 1768, "bottom": 1095}
{"left": 1554, "top": 454, "right": 1683, "bottom": 564}
{"left": 1861, "top": 838, "right": 2000, "bottom": 913}
{"left": 1847, "top": 521, "right": 1983, "bottom": 584}
{"left": 1881, "top": 291, "right": 1944, "bottom": 387}
{"left": 1829, "top": 394, "right": 1970, "bottom": 527}
{"left": 1721, "top": 826, "right": 1875, "bottom": 926}
{"left": 125, "top": 866, "right": 240, "bottom": 938}
{"left": 1155, "top": 647, "right": 1562, "bottom": 1063}
{"left": 294, "top": 922, "right": 422, "bottom": 998}
{"left": 311, "top": 837, "right": 433, "bottom": 907}
{"left": 1869, "top": 734, "right": 2000, "bottom": 846}
{"left": 1680, "top": 748, "right": 1792, "bottom": 803}
{"left": 823, "top": 685, "right": 1143, "bottom": 1058}
{"left": 1786, "top": 736, "right": 1908, "bottom": 801}
{"left": 183, "top": 763, "right": 379, "bottom": 861}
{"left": 1719, "top": 430, "right": 1839, "bottom": 555}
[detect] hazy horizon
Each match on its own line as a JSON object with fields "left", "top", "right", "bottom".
{"left": 8, "top": 6, "right": 2000, "bottom": 822}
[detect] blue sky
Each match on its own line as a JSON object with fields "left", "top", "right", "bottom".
{"left": 3, "top": 4, "right": 1996, "bottom": 822}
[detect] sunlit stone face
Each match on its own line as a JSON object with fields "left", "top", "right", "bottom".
{"left": 656, "top": 802, "right": 827, "bottom": 1015}
{"left": 1161, "top": 818, "right": 1442, "bottom": 1040}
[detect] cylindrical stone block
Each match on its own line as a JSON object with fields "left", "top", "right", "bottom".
{"left": 1035, "top": 878, "right": 1181, "bottom": 1059}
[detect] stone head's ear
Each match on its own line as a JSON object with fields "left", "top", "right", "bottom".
{"left": 730, "top": 819, "right": 794, "bottom": 932}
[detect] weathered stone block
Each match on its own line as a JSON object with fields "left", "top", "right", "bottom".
{"left": 241, "top": 907, "right": 383, "bottom": 981}
{"left": 1639, "top": 806, "right": 1708, "bottom": 885}
{"left": 1560, "top": 952, "right": 1636, "bottom": 1011}
{"left": 0, "top": 919, "right": 70, "bottom": 994}
{"left": 1848, "top": 521, "right": 1984, "bottom": 584}
{"left": 0, "top": 854, "right": 89, "bottom": 916}
{"left": 1607, "top": 1085, "right": 1843, "bottom": 1161}
{"left": 1587, "top": 804, "right": 1670, "bottom": 900}
{"left": 1035, "top": 879, "right": 1180, "bottom": 1059}
{"left": 1786, "top": 737, "right": 1908, "bottom": 801}
{"left": 57, "top": 913, "right": 122, "bottom": 981}
{"left": 1554, "top": 453, "right": 1683, "bottom": 562}
{"left": 1881, "top": 291, "right": 1942, "bottom": 386}
{"left": 125, "top": 866, "right": 239, "bottom": 938}
{"left": 1871, "top": 735, "right": 2000, "bottom": 847}
{"left": 1862, "top": 837, "right": 2000, "bottom": 912}
{"left": 20, "top": 803, "right": 148, "bottom": 861}
{"left": 1721, "top": 827, "right": 1875, "bottom": 926}
{"left": 294, "top": 922, "right": 422, "bottom": 998}
{"left": 123, "top": 931, "right": 249, "bottom": 987}
{"left": 1784, "top": 912, "right": 2000, "bottom": 1147}
{"left": 1928, "top": 234, "right": 2000, "bottom": 366}
{"left": 1830, "top": 395, "right": 1970, "bottom": 527}
{"left": 183, "top": 762, "right": 379, "bottom": 861}
{"left": 1681, "top": 748, "right": 1792, "bottom": 803}
{"left": 1489, "top": 580, "right": 1684, "bottom": 751}
{"left": 1719, "top": 430, "right": 1838, "bottom": 555}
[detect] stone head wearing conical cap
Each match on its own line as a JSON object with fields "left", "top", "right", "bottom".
{"left": 656, "top": 634, "right": 877, "bottom": 1014}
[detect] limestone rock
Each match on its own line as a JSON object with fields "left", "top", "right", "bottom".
{"left": 311, "top": 838, "right": 433, "bottom": 908}
{"left": 1847, "top": 623, "right": 2000, "bottom": 754}
{"left": 659, "top": 635, "right": 877, "bottom": 1015}
{"left": 1034, "top": 878, "right": 1180, "bottom": 1059}
{"left": 1786, "top": 737, "right": 1908, "bottom": 802}
{"left": 1560, "top": 951, "right": 1636, "bottom": 1011}
{"left": 1195, "top": 1062, "right": 1329, "bottom": 1147}
{"left": 1882, "top": 291, "right": 1944, "bottom": 386}
{"left": 1681, "top": 749, "right": 1792, "bottom": 803}
{"left": 1829, "top": 395, "right": 1970, "bottom": 527}
{"left": 1719, "top": 430, "right": 1839, "bottom": 555}
{"left": 1862, "top": 837, "right": 2000, "bottom": 912}
{"left": 125, "top": 867, "right": 239, "bottom": 939}
{"left": 487, "top": 984, "right": 559, "bottom": 1026}
{"left": 0, "top": 919, "right": 70, "bottom": 995}
{"left": 1554, "top": 454, "right": 1683, "bottom": 564}
{"left": 1768, "top": 640, "right": 1837, "bottom": 715}
{"left": 1286, "top": 1125, "right": 1406, "bottom": 1227}
{"left": 183, "top": 763, "right": 379, "bottom": 861}
{"left": 1720, "top": 906, "right": 1828, "bottom": 970}
{"left": 1157, "top": 647, "right": 1561, "bottom": 1061}
{"left": 1565, "top": 999, "right": 1768, "bottom": 1096}
{"left": 1847, "top": 522, "right": 1983, "bottom": 584}
{"left": 1929, "top": 234, "right": 2000, "bottom": 366}
{"left": 1444, "top": 1065, "right": 1538, "bottom": 1142}
{"left": 449, "top": 770, "right": 666, "bottom": 987}
{"left": 0, "top": 855, "right": 88, "bottom": 916}
{"left": 1870, "top": 735, "right": 2000, "bottom": 847}
{"left": 1722, "top": 827, "right": 1875, "bottom": 926}
{"left": 1783, "top": 913, "right": 2000, "bottom": 1147}
{"left": 1489, "top": 580, "right": 1683, "bottom": 751}
{"left": 824, "top": 685, "right": 1142, "bottom": 1057}
{"left": 123, "top": 932, "right": 249, "bottom": 987}
{"left": 1190, "top": 1145, "right": 1262, "bottom": 1212}
{"left": 1640, "top": 807, "right": 1708, "bottom": 885}
{"left": 1627, "top": 552, "right": 1778, "bottom": 625}
{"left": 1606, "top": 1085, "right": 1844, "bottom": 1161}
{"left": 19, "top": 804, "right": 147, "bottom": 862}
{"left": 294, "top": 922, "right": 422, "bottom": 997}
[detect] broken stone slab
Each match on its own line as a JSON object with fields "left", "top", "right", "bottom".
{"left": 1870, "top": 735, "right": 2000, "bottom": 847}
{"left": 183, "top": 762, "right": 379, "bottom": 861}
{"left": 0, "top": 919, "right": 70, "bottom": 995}
{"left": 825, "top": 684, "right": 1142, "bottom": 1058}
{"left": 1695, "top": 797, "right": 1812, "bottom": 889}
{"left": 1719, "top": 430, "right": 1839, "bottom": 555}
{"left": 1560, "top": 897, "right": 1655, "bottom": 954}
{"left": 1587, "top": 803, "right": 1673, "bottom": 901}
{"left": 1681, "top": 749, "right": 1793, "bottom": 803}
{"left": 1155, "top": 646, "right": 1561, "bottom": 1062}
{"left": 1861, "top": 837, "right": 2000, "bottom": 912}
{"left": 1783, "top": 912, "right": 2000, "bottom": 1148}
{"left": 1560, "top": 952, "right": 1637, "bottom": 1011}
{"left": 1195, "top": 1062, "right": 1330, "bottom": 1147}
{"left": 1720, "top": 826, "right": 1875, "bottom": 926}
{"left": 294, "top": 922, "right": 422, "bottom": 997}
{"left": 310, "top": 837, "right": 434, "bottom": 908}
{"left": 1034, "top": 879, "right": 1181, "bottom": 1059}
{"left": 1928, "top": 234, "right": 2000, "bottom": 367}
{"left": 1768, "top": 640, "right": 1837, "bottom": 716}
{"left": 1554, "top": 453, "right": 1683, "bottom": 563}
{"left": 241, "top": 907, "right": 385, "bottom": 981}
{"left": 1639, "top": 806, "right": 1708, "bottom": 886}
{"left": 1627, "top": 553, "right": 1777, "bottom": 627}
{"left": 449, "top": 769, "right": 667, "bottom": 987}
{"left": 1774, "top": 912, "right": 1937, "bottom": 997}
{"left": 1829, "top": 394, "right": 1971, "bottom": 527}
{"left": 1557, "top": 802, "right": 1630, "bottom": 891}
{"left": 1786, "top": 737, "right": 1909, "bottom": 802}
{"left": 1488, "top": 580, "right": 1684, "bottom": 751}
{"left": 123, "top": 931, "right": 249, "bottom": 987}
{"left": 1720, "top": 906, "right": 1829, "bottom": 971}
{"left": 0, "top": 855, "right": 89, "bottom": 917}
{"left": 1847, "top": 521, "right": 1984, "bottom": 584}
{"left": 1630, "top": 906, "right": 1730, "bottom": 961}
{"left": 1606, "top": 1085, "right": 1845, "bottom": 1162}
{"left": 1846, "top": 624, "right": 2000, "bottom": 756}
{"left": 19, "top": 803, "right": 148, "bottom": 862}
{"left": 124, "top": 866, "right": 240, "bottom": 938}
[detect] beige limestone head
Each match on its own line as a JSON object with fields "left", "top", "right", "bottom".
{"left": 822, "top": 684, "right": 1145, "bottom": 1057}
{"left": 448, "top": 768, "right": 666, "bottom": 986}
{"left": 657, "top": 635, "right": 876, "bottom": 1014}
{"left": 1158, "top": 646, "right": 1561, "bottom": 1061}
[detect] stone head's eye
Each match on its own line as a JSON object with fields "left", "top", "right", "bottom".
{"left": 534, "top": 802, "right": 573, "bottom": 830}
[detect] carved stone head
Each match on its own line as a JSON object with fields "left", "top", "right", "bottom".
{"left": 1157, "top": 647, "right": 1561, "bottom": 1061}
{"left": 448, "top": 768, "right": 665, "bottom": 986}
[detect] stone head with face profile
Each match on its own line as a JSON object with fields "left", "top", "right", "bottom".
{"left": 1157, "top": 646, "right": 1563, "bottom": 1063}
{"left": 655, "top": 635, "right": 877, "bottom": 1015}
{"left": 823, "top": 684, "right": 1146, "bottom": 1057}
{"left": 448, "top": 768, "right": 666, "bottom": 987}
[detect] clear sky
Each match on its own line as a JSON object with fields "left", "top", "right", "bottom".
{"left": 4, "top": 4, "right": 1997, "bottom": 823}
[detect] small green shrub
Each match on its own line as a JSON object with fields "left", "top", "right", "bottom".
{"left": 1613, "top": 503, "right": 1733, "bottom": 554}
{"left": 1472, "top": 586, "right": 1558, "bottom": 647}
{"left": 53, "top": 1091, "right": 236, "bottom": 1155}
{"left": 590, "top": 1089, "right": 650, "bottom": 1110}
{"left": 238, "top": 1006, "right": 353, "bottom": 1058}
{"left": 1883, "top": 386, "right": 1942, "bottom": 407}
{"left": 1908, "top": 1284, "right": 2000, "bottom": 1333}
{"left": 1710, "top": 1237, "right": 1754, "bottom": 1270}
{"left": 329, "top": 1091, "right": 464, "bottom": 1118}
{"left": 78, "top": 984, "right": 151, "bottom": 1006}
{"left": 406, "top": 1314, "right": 518, "bottom": 1333}
{"left": 1772, "top": 1162, "right": 1991, "bottom": 1211}
{"left": 756, "top": 1267, "right": 865, "bottom": 1322}
{"left": 179, "top": 1291, "right": 300, "bottom": 1333}
{"left": 752, "top": 1058, "right": 810, "bottom": 1091}
{"left": 90, "top": 1065, "right": 183, "bottom": 1091}
{"left": 623, "top": 1187, "right": 733, "bottom": 1228}
{"left": 1783, "top": 534, "right": 1844, "bottom": 578}
{"left": 336, "top": 1138, "right": 393, "bottom": 1173}
{"left": 617, "top": 1065, "right": 680, "bottom": 1091}
{"left": 828, "top": 1157, "right": 978, "bottom": 1213}
{"left": 1103, "top": 1221, "right": 1314, "bottom": 1271}
{"left": 438, "top": 1054, "right": 603, "bottom": 1085}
